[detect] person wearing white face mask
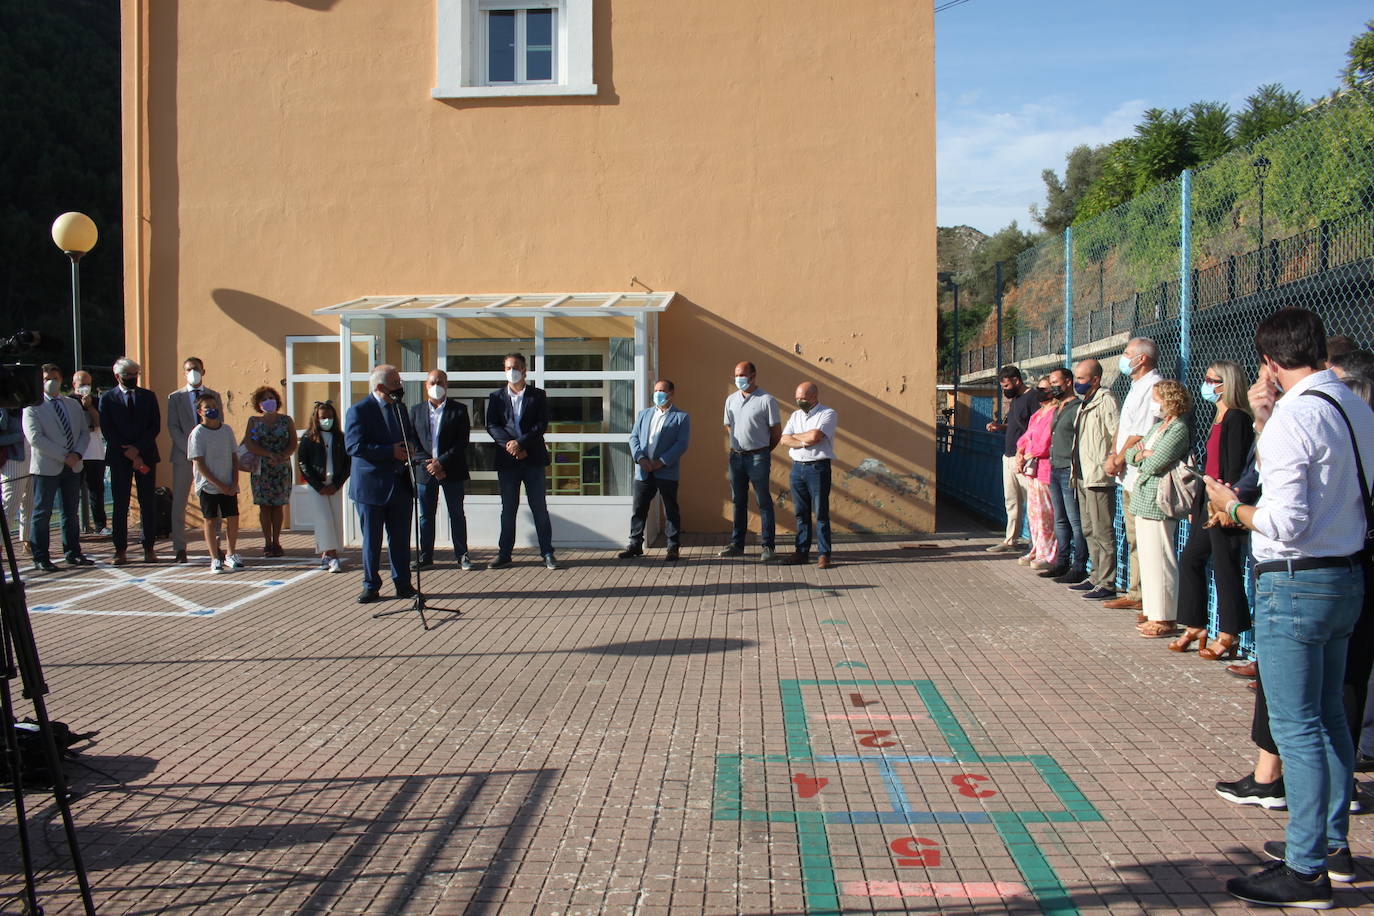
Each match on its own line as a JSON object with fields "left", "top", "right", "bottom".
{"left": 486, "top": 353, "right": 559, "bottom": 569}
{"left": 167, "top": 356, "right": 220, "bottom": 562}
{"left": 71, "top": 370, "right": 109, "bottom": 535}
{"left": 410, "top": 369, "right": 473, "bottom": 570}
{"left": 23, "top": 363, "right": 93, "bottom": 571}
{"left": 297, "top": 401, "right": 350, "bottom": 573}
{"left": 1101, "top": 336, "right": 1164, "bottom": 612}
{"left": 719, "top": 361, "right": 782, "bottom": 561}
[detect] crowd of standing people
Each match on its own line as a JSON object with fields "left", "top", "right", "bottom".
{"left": 986, "top": 308, "right": 1374, "bottom": 909}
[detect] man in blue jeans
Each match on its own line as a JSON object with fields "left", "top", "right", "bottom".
{"left": 1206, "top": 307, "right": 1374, "bottom": 909}
{"left": 1040, "top": 366, "right": 1088, "bottom": 585}
{"left": 719, "top": 361, "right": 781, "bottom": 562}
{"left": 780, "top": 381, "right": 837, "bottom": 568}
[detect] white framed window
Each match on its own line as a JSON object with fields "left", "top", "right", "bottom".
{"left": 434, "top": 0, "right": 596, "bottom": 99}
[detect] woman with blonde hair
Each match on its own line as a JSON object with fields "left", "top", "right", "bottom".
{"left": 1171, "top": 361, "right": 1255, "bottom": 657}
{"left": 1014, "top": 376, "right": 1059, "bottom": 570}
{"left": 1127, "top": 379, "right": 1192, "bottom": 637}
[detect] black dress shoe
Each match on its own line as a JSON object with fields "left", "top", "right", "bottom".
{"left": 664, "top": 547, "right": 680, "bottom": 562}
{"left": 1037, "top": 565, "right": 1069, "bottom": 579}
{"left": 617, "top": 546, "right": 644, "bottom": 559}
{"left": 1356, "top": 751, "right": 1374, "bottom": 773}
{"left": 1052, "top": 568, "right": 1086, "bottom": 583}
{"left": 357, "top": 589, "right": 380, "bottom": 604}
{"left": 65, "top": 554, "right": 95, "bottom": 566}
{"left": 543, "top": 554, "right": 563, "bottom": 570}
{"left": 394, "top": 584, "right": 417, "bottom": 599}
{"left": 411, "top": 557, "right": 434, "bottom": 571}
{"left": 33, "top": 559, "right": 59, "bottom": 572}
{"left": 488, "top": 557, "right": 512, "bottom": 570}
{"left": 459, "top": 554, "right": 475, "bottom": 571}
{"left": 1227, "top": 860, "right": 1331, "bottom": 909}
{"left": 174, "top": 550, "right": 188, "bottom": 564}
{"left": 1067, "top": 580, "right": 1096, "bottom": 591}
{"left": 1082, "top": 587, "right": 1117, "bottom": 600}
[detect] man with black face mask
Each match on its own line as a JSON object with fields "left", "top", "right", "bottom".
{"left": 345, "top": 364, "right": 420, "bottom": 604}
{"left": 99, "top": 356, "right": 162, "bottom": 565}
{"left": 1041, "top": 367, "right": 1087, "bottom": 584}
{"left": 985, "top": 366, "right": 1039, "bottom": 553}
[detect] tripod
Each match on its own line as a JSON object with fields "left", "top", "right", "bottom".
{"left": 372, "top": 394, "right": 461, "bottom": 630}
{"left": 1, "top": 505, "right": 97, "bottom": 914}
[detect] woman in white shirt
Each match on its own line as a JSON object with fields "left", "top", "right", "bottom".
{"left": 295, "top": 402, "right": 351, "bottom": 572}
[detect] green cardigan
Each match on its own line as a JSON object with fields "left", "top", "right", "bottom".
{"left": 1125, "top": 418, "right": 1190, "bottom": 521}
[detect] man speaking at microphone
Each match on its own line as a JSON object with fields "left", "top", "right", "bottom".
{"left": 346, "top": 364, "right": 419, "bottom": 604}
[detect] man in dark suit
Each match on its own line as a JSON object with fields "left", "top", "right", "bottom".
{"left": 486, "top": 352, "right": 559, "bottom": 569}
{"left": 411, "top": 368, "right": 473, "bottom": 571}
{"left": 99, "top": 356, "right": 162, "bottom": 565}
{"left": 618, "top": 379, "right": 691, "bottom": 561}
{"left": 345, "top": 364, "right": 419, "bottom": 603}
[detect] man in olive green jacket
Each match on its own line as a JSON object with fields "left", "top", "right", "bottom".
{"left": 1069, "top": 358, "right": 1120, "bottom": 600}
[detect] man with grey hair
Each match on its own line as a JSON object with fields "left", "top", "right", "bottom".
{"left": 345, "top": 364, "right": 419, "bottom": 603}
{"left": 99, "top": 356, "right": 163, "bottom": 564}
{"left": 1102, "top": 337, "right": 1163, "bottom": 611}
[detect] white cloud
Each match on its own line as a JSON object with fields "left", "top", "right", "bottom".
{"left": 937, "top": 97, "right": 1147, "bottom": 234}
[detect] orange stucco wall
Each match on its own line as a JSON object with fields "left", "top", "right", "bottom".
{"left": 122, "top": 0, "right": 937, "bottom": 536}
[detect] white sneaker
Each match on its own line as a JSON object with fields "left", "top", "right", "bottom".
{"left": 320, "top": 556, "right": 330, "bottom": 569}
{"left": 99, "top": 527, "right": 112, "bottom": 537}
{"left": 210, "top": 558, "right": 225, "bottom": 573}
{"left": 328, "top": 557, "right": 343, "bottom": 574}
{"left": 226, "top": 554, "right": 245, "bottom": 570}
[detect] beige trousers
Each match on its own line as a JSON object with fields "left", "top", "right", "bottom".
{"left": 1120, "top": 488, "right": 1143, "bottom": 600}
{"left": 1000, "top": 454, "right": 1030, "bottom": 544}
{"left": 1135, "top": 516, "right": 1179, "bottom": 622}
{"left": 1076, "top": 483, "right": 1117, "bottom": 589}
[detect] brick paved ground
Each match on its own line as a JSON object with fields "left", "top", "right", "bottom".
{"left": 5, "top": 511, "right": 1374, "bottom": 915}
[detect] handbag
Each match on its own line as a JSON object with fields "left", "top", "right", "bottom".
{"left": 236, "top": 443, "right": 260, "bottom": 474}
{"left": 1156, "top": 458, "right": 1201, "bottom": 520}
{"left": 1020, "top": 456, "right": 1038, "bottom": 479}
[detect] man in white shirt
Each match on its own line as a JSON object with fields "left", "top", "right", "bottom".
{"left": 1102, "top": 337, "right": 1163, "bottom": 611}
{"left": 779, "top": 381, "right": 838, "bottom": 569}
{"left": 1205, "top": 308, "right": 1374, "bottom": 909}
{"left": 167, "top": 356, "right": 219, "bottom": 563}
{"left": 24, "top": 363, "right": 92, "bottom": 571}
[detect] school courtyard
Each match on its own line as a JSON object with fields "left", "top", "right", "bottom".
{"left": 5, "top": 512, "right": 1374, "bottom": 915}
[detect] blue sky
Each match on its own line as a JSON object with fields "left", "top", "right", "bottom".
{"left": 936, "top": 1, "right": 1371, "bottom": 234}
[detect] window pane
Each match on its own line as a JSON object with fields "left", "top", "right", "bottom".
{"left": 487, "top": 10, "right": 516, "bottom": 83}
{"left": 525, "top": 9, "right": 554, "bottom": 81}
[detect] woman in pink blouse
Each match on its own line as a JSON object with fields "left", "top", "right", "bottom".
{"left": 1015, "top": 376, "right": 1059, "bottom": 570}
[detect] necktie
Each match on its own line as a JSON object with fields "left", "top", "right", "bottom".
{"left": 126, "top": 389, "right": 135, "bottom": 411}
{"left": 53, "top": 398, "right": 75, "bottom": 452}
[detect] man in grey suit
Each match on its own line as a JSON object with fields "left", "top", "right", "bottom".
{"left": 24, "top": 364, "right": 92, "bottom": 571}
{"left": 167, "top": 356, "right": 218, "bottom": 562}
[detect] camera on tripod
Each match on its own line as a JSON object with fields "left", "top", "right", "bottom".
{"left": 0, "top": 329, "right": 45, "bottom": 410}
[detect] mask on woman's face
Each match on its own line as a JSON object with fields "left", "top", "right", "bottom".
{"left": 1150, "top": 400, "right": 1165, "bottom": 419}
{"left": 260, "top": 398, "right": 278, "bottom": 413}
{"left": 43, "top": 378, "right": 60, "bottom": 397}
{"left": 1036, "top": 388, "right": 1052, "bottom": 402}
{"left": 319, "top": 417, "right": 335, "bottom": 431}
{"left": 1200, "top": 381, "right": 1221, "bottom": 403}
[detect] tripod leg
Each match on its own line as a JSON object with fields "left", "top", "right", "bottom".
{"left": 0, "top": 675, "right": 43, "bottom": 916}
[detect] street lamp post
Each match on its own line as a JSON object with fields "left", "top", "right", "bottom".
{"left": 50, "top": 212, "right": 98, "bottom": 375}
{"left": 939, "top": 271, "right": 960, "bottom": 423}
{"left": 1252, "top": 155, "right": 1270, "bottom": 291}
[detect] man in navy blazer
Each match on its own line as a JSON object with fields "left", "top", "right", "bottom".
{"left": 618, "top": 379, "right": 691, "bottom": 561}
{"left": 345, "top": 364, "right": 420, "bottom": 603}
{"left": 411, "top": 368, "right": 473, "bottom": 570}
{"left": 485, "top": 352, "right": 559, "bottom": 569}
{"left": 99, "top": 356, "right": 162, "bottom": 565}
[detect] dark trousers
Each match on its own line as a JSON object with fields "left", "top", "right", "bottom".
{"left": 357, "top": 485, "right": 413, "bottom": 592}
{"left": 83, "top": 458, "right": 106, "bottom": 529}
{"left": 628, "top": 475, "right": 681, "bottom": 548}
{"left": 1176, "top": 512, "right": 1251, "bottom": 633}
{"left": 417, "top": 477, "right": 467, "bottom": 560}
{"left": 1047, "top": 466, "right": 1087, "bottom": 573}
{"left": 790, "top": 459, "right": 831, "bottom": 558}
{"left": 31, "top": 468, "right": 82, "bottom": 562}
{"left": 728, "top": 450, "right": 774, "bottom": 548}
{"left": 497, "top": 463, "right": 554, "bottom": 558}
{"left": 108, "top": 455, "right": 158, "bottom": 552}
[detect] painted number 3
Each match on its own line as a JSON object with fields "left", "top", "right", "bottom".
{"left": 890, "top": 836, "right": 941, "bottom": 867}
{"left": 952, "top": 773, "right": 996, "bottom": 798}
{"left": 855, "top": 730, "right": 896, "bottom": 748}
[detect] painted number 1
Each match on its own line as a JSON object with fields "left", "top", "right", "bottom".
{"left": 891, "top": 836, "right": 941, "bottom": 867}
{"left": 855, "top": 729, "right": 896, "bottom": 748}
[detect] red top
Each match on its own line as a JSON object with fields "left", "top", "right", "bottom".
{"left": 1204, "top": 421, "right": 1223, "bottom": 480}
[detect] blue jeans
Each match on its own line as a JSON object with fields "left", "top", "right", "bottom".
{"left": 31, "top": 468, "right": 82, "bottom": 562}
{"left": 1047, "top": 467, "right": 1086, "bottom": 573}
{"left": 417, "top": 476, "right": 467, "bottom": 560}
{"left": 497, "top": 463, "right": 554, "bottom": 558}
{"left": 1256, "top": 564, "right": 1365, "bottom": 874}
{"left": 790, "top": 459, "right": 831, "bottom": 558}
{"left": 728, "top": 451, "right": 774, "bottom": 548}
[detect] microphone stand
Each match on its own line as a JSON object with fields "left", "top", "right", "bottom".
{"left": 372, "top": 395, "right": 461, "bottom": 630}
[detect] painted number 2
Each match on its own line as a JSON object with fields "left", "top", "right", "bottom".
{"left": 855, "top": 729, "right": 896, "bottom": 748}
{"left": 952, "top": 773, "right": 996, "bottom": 798}
{"left": 890, "top": 836, "right": 941, "bottom": 867}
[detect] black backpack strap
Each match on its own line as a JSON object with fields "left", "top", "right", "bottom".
{"left": 1301, "top": 389, "right": 1374, "bottom": 545}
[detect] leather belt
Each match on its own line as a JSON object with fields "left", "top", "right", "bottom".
{"left": 1253, "top": 555, "right": 1360, "bottom": 576}
{"left": 794, "top": 458, "right": 831, "bottom": 465}
{"left": 731, "top": 447, "right": 769, "bottom": 455}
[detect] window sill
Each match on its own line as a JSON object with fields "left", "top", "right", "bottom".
{"left": 432, "top": 83, "right": 599, "bottom": 99}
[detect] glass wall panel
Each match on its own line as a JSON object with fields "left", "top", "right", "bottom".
{"left": 446, "top": 317, "right": 537, "bottom": 376}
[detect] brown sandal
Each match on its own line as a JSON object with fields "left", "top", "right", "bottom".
{"left": 1199, "top": 633, "right": 1239, "bottom": 661}
{"left": 1168, "top": 627, "right": 1209, "bottom": 653}
{"left": 1138, "top": 620, "right": 1178, "bottom": 638}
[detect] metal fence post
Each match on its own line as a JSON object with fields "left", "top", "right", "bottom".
{"left": 1179, "top": 169, "right": 1193, "bottom": 382}
{"left": 994, "top": 260, "right": 1004, "bottom": 422}
{"left": 1063, "top": 226, "right": 1073, "bottom": 366}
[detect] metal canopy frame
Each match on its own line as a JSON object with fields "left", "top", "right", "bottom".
{"left": 314, "top": 291, "right": 674, "bottom": 318}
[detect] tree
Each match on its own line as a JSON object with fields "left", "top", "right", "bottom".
{"left": 1131, "top": 108, "right": 1197, "bottom": 193}
{"left": 1031, "top": 145, "right": 1107, "bottom": 235}
{"left": 1075, "top": 138, "right": 1138, "bottom": 222}
{"left": 1188, "top": 101, "right": 1234, "bottom": 162}
{"left": 1342, "top": 19, "right": 1374, "bottom": 88}
{"left": 1234, "top": 83, "right": 1304, "bottom": 144}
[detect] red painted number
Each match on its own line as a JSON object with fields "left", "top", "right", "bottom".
{"left": 952, "top": 773, "right": 996, "bottom": 798}
{"left": 855, "top": 729, "right": 896, "bottom": 748}
{"left": 791, "top": 773, "right": 828, "bottom": 798}
{"left": 890, "top": 836, "right": 941, "bottom": 867}
{"left": 849, "top": 692, "right": 878, "bottom": 707}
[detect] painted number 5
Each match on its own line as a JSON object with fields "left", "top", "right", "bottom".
{"left": 855, "top": 729, "right": 896, "bottom": 748}
{"left": 952, "top": 773, "right": 996, "bottom": 798}
{"left": 890, "top": 836, "right": 941, "bottom": 867}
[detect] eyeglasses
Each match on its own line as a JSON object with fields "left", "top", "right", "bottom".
{"left": 1203, "top": 377, "right": 1223, "bottom": 385}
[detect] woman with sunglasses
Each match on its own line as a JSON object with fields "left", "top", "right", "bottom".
{"left": 297, "top": 401, "right": 351, "bottom": 572}
{"left": 1171, "top": 361, "right": 1254, "bottom": 657}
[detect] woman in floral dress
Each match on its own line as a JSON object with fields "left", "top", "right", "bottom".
{"left": 242, "top": 386, "right": 297, "bottom": 556}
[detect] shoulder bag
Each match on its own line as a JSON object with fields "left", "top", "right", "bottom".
{"left": 1150, "top": 423, "right": 1200, "bottom": 520}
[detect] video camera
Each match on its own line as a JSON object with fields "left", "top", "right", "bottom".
{"left": 0, "top": 330, "right": 45, "bottom": 410}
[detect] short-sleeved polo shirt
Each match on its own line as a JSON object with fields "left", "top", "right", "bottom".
{"left": 783, "top": 404, "right": 838, "bottom": 461}
{"left": 724, "top": 388, "right": 780, "bottom": 451}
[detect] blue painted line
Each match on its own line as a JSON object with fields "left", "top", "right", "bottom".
{"left": 189, "top": 609, "right": 216, "bottom": 616}
{"left": 129, "top": 578, "right": 146, "bottom": 583}
{"left": 31, "top": 605, "right": 55, "bottom": 612}
{"left": 876, "top": 758, "right": 913, "bottom": 814}
{"left": 264, "top": 580, "right": 284, "bottom": 586}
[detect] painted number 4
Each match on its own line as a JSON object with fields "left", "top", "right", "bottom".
{"left": 855, "top": 729, "right": 896, "bottom": 748}
{"left": 891, "top": 836, "right": 940, "bottom": 867}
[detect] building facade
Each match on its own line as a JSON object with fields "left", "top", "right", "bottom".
{"left": 121, "top": 0, "right": 937, "bottom": 546}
